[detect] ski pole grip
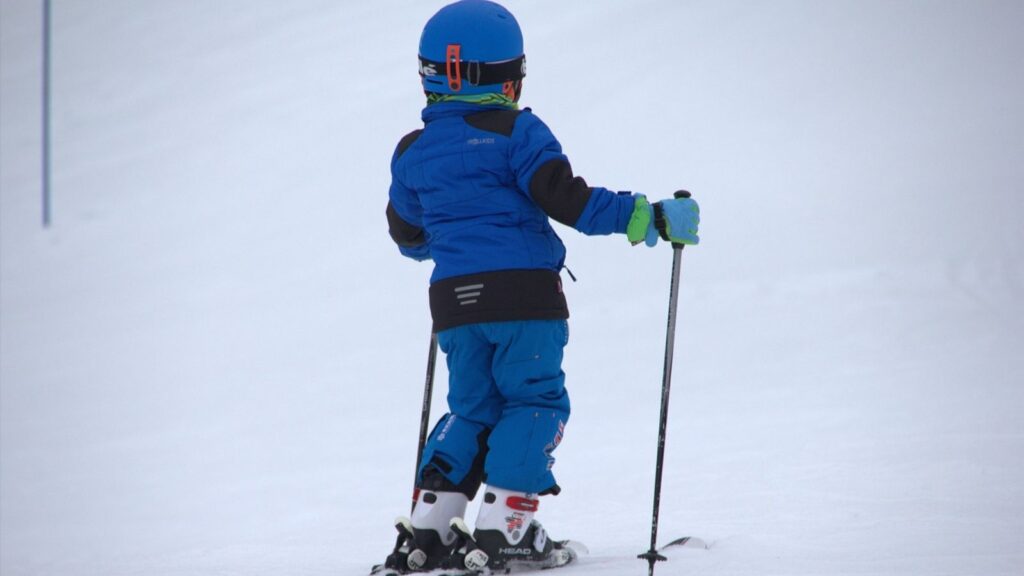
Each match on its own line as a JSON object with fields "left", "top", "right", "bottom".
{"left": 671, "top": 190, "right": 691, "bottom": 249}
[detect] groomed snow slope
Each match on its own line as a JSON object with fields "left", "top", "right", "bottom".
{"left": 2, "top": 1, "right": 1023, "bottom": 575}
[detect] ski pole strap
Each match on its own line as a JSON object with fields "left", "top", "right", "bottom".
{"left": 419, "top": 55, "right": 526, "bottom": 87}
{"left": 653, "top": 202, "right": 671, "bottom": 242}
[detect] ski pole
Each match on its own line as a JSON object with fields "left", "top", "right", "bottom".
{"left": 387, "top": 332, "right": 439, "bottom": 557}
{"left": 638, "top": 190, "right": 690, "bottom": 576}
{"left": 411, "top": 332, "right": 439, "bottom": 512}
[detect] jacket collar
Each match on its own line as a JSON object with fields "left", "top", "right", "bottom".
{"left": 421, "top": 101, "right": 511, "bottom": 123}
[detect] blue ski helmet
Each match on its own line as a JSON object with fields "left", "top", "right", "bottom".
{"left": 418, "top": 0, "right": 526, "bottom": 96}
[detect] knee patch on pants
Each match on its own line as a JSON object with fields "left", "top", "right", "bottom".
{"left": 417, "top": 413, "right": 490, "bottom": 499}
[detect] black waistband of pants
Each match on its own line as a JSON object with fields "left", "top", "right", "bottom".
{"left": 429, "top": 269, "right": 569, "bottom": 333}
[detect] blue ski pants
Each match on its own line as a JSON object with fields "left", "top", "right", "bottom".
{"left": 418, "top": 319, "right": 570, "bottom": 495}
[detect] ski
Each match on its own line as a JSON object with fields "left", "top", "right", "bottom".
{"left": 661, "top": 535, "right": 708, "bottom": 551}
{"left": 369, "top": 542, "right": 583, "bottom": 576}
{"left": 369, "top": 549, "right": 582, "bottom": 576}
{"left": 637, "top": 534, "right": 709, "bottom": 572}
{"left": 369, "top": 517, "right": 586, "bottom": 576}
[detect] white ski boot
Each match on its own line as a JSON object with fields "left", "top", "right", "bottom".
{"left": 457, "top": 485, "right": 568, "bottom": 571}
{"left": 375, "top": 489, "right": 468, "bottom": 574}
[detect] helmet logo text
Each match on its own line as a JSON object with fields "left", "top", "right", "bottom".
{"left": 420, "top": 61, "right": 438, "bottom": 77}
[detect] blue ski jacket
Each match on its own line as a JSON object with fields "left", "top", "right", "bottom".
{"left": 387, "top": 101, "right": 637, "bottom": 330}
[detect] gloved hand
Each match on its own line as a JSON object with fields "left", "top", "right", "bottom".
{"left": 626, "top": 195, "right": 660, "bottom": 247}
{"left": 626, "top": 191, "right": 700, "bottom": 247}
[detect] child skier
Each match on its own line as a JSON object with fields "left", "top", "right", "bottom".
{"left": 379, "top": 0, "right": 700, "bottom": 573}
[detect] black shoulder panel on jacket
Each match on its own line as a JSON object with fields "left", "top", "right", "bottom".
{"left": 529, "top": 158, "right": 593, "bottom": 227}
{"left": 386, "top": 201, "right": 426, "bottom": 248}
{"left": 395, "top": 129, "right": 423, "bottom": 159}
{"left": 464, "top": 109, "right": 522, "bottom": 136}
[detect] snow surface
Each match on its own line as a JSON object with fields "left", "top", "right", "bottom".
{"left": 2, "top": 1, "right": 1023, "bottom": 575}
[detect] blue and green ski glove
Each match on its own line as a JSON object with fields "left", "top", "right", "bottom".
{"left": 654, "top": 192, "right": 700, "bottom": 245}
{"left": 626, "top": 195, "right": 660, "bottom": 247}
{"left": 627, "top": 192, "right": 700, "bottom": 247}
